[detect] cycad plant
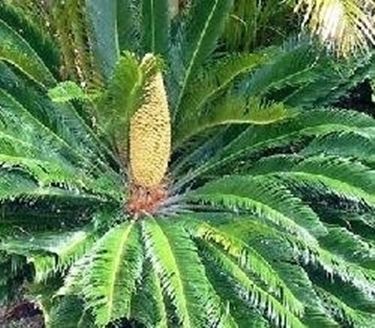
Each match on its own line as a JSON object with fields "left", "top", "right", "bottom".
{"left": 0, "top": 1, "right": 375, "bottom": 327}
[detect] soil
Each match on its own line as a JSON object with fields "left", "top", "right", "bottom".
{"left": 0, "top": 301, "right": 43, "bottom": 328}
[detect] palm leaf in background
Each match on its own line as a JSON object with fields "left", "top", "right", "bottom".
{"left": 295, "top": 0, "right": 375, "bottom": 56}
{"left": 0, "top": 0, "right": 374, "bottom": 327}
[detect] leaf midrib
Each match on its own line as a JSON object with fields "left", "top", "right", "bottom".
{"left": 106, "top": 223, "right": 134, "bottom": 322}
{"left": 174, "top": 0, "right": 220, "bottom": 118}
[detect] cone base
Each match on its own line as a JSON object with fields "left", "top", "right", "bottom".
{"left": 127, "top": 184, "right": 168, "bottom": 217}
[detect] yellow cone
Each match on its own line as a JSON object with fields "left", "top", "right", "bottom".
{"left": 129, "top": 64, "right": 171, "bottom": 188}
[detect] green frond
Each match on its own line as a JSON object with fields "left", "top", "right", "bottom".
{"left": 0, "top": 2, "right": 60, "bottom": 78}
{"left": 320, "top": 227, "right": 375, "bottom": 268}
{"left": 222, "top": 0, "right": 295, "bottom": 52}
{"left": 212, "top": 215, "right": 375, "bottom": 303}
{"left": 244, "top": 154, "right": 375, "bottom": 195}
{"left": 200, "top": 241, "right": 306, "bottom": 328}
{"left": 203, "top": 258, "right": 271, "bottom": 328}
{"left": 3, "top": 0, "right": 53, "bottom": 36}
{"left": 142, "top": 0, "right": 170, "bottom": 55}
{"left": 283, "top": 52, "right": 375, "bottom": 108}
{"left": 97, "top": 52, "right": 143, "bottom": 143}
{"left": 236, "top": 40, "right": 375, "bottom": 110}
{"left": 0, "top": 17, "right": 55, "bottom": 87}
{"left": 130, "top": 260, "right": 168, "bottom": 328}
{"left": 0, "top": 169, "right": 102, "bottom": 209}
{"left": 0, "top": 74, "right": 118, "bottom": 178}
{"left": 184, "top": 219, "right": 305, "bottom": 317}
{"left": 64, "top": 222, "right": 143, "bottom": 327}
{"left": 174, "top": 95, "right": 298, "bottom": 147}
{"left": 315, "top": 287, "right": 375, "bottom": 327}
{"left": 243, "top": 39, "right": 320, "bottom": 100}
{"left": 176, "top": 50, "right": 272, "bottom": 124}
{"left": 301, "top": 129, "right": 375, "bottom": 165}
{"left": 188, "top": 175, "right": 326, "bottom": 239}
{"left": 171, "top": 0, "right": 233, "bottom": 115}
{"left": 174, "top": 108, "right": 375, "bottom": 183}
{"left": 299, "top": 154, "right": 375, "bottom": 194}
{"left": 142, "top": 218, "right": 234, "bottom": 328}
{"left": 0, "top": 228, "right": 95, "bottom": 282}
{"left": 49, "top": 295, "right": 95, "bottom": 328}
{"left": 84, "top": 0, "right": 119, "bottom": 82}
{"left": 213, "top": 219, "right": 339, "bottom": 327}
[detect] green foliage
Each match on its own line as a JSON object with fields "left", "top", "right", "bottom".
{"left": 142, "top": 0, "right": 170, "bottom": 55}
{"left": 0, "top": 17, "right": 55, "bottom": 87}
{"left": 84, "top": 0, "right": 120, "bottom": 82}
{"left": 48, "top": 81, "right": 91, "bottom": 103}
{"left": 1, "top": 1, "right": 375, "bottom": 328}
{"left": 222, "top": 0, "right": 296, "bottom": 52}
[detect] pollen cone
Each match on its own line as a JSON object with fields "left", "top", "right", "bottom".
{"left": 129, "top": 63, "right": 171, "bottom": 188}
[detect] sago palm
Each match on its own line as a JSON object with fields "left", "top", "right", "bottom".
{"left": 0, "top": 1, "right": 375, "bottom": 327}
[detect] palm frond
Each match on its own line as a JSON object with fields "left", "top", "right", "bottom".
{"left": 84, "top": 0, "right": 119, "bottom": 82}
{"left": 184, "top": 219, "right": 305, "bottom": 316}
{"left": 173, "top": 108, "right": 375, "bottom": 185}
{"left": 0, "top": 17, "right": 55, "bottom": 87}
{"left": 49, "top": 295, "right": 95, "bottom": 328}
{"left": 295, "top": 0, "right": 375, "bottom": 56}
{"left": 174, "top": 95, "right": 298, "bottom": 147}
{"left": 0, "top": 2, "right": 60, "bottom": 78}
{"left": 130, "top": 260, "right": 168, "bottom": 328}
{"left": 200, "top": 241, "right": 306, "bottom": 328}
{"left": 314, "top": 286, "right": 375, "bottom": 327}
{"left": 188, "top": 175, "right": 327, "bottom": 238}
{"left": 117, "top": 0, "right": 141, "bottom": 53}
{"left": 176, "top": 50, "right": 272, "bottom": 125}
{"left": 0, "top": 228, "right": 95, "bottom": 282}
{"left": 63, "top": 222, "right": 143, "bottom": 326}
{"left": 171, "top": 0, "right": 233, "bottom": 115}
{"left": 142, "top": 218, "right": 234, "bottom": 328}
{"left": 142, "top": 0, "right": 170, "bottom": 55}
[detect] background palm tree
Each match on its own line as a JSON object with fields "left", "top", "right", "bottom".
{"left": 0, "top": 1, "right": 374, "bottom": 327}
{"left": 222, "top": 0, "right": 375, "bottom": 56}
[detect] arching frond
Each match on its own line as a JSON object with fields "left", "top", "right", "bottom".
{"left": 49, "top": 295, "right": 95, "bottom": 328}
{"left": 184, "top": 219, "right": 305, "bottom": 316}
{"left": 0, "top": 228, "right": 95, "bottom": 282}
{"left": 314, "top": 286, "right": 375, "bottom": 327}
{"left": 174, "top": 95, "right": 297, "bottom": 147}
{"left": 142, "top": 218, "right": 234, "bottom": 328}
{"left": 188, "top": 175, "right": 327, "bottom": 238}
{"left": 0, "top": 2, "right": 60, "bottom": 77}
{"left": 130, "top": 260, "right": 168, "bottom": 328}
{"left": 84, "top": 0, "right": 119, "bottom": 81}
{"left": 176, "top": 51, "right": 271, "bottom": 125}
{"left": 171, "top": 0, "right": 234, "bottom": 115}
{"left": 200, "top": 241, "right": 306, "bottom": 328}
{"left": 63, "top": 222, "right": 143, "bottom": 326}
{"left": 0, "top": 17, "right": 55, "bottom": 87}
